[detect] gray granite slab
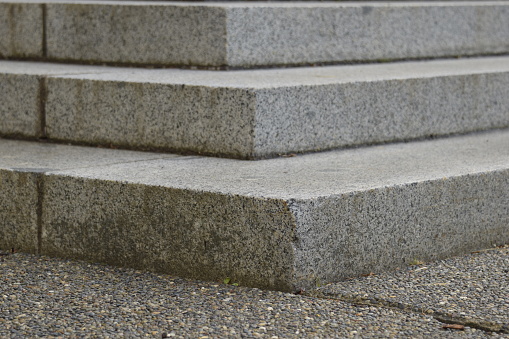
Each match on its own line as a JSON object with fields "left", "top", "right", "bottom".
{"left": 0, "top": 2, "right": 43, "bottom": 58}
{"left": 45, "top": 1, "right": 227, "bottom": 67}
{"left": 44, "top": 129, "right": 509, "bottom": 200}
{"left": 6, "top": 56, "right": 504, "bottom": 159}
{"left": 0, "top": 169, "right": 39, "bottom": 253}
{"left": 0, "top": 139, "right": 176, "bottom": 254}
{"left": 0, "top": 138, "right": 177, "bottom": 170}
{"left": 0, "top": 73, "right": 43, "bottom": 138}
{"left": 42, "top": 129, "right": 509, "bottom": 290}
{"left": 0, "top": 62, "right": 119, "bottom": 138}
{"left": 1, "top": 129, "right": 507, "bottom": 290}
{"left": 1, "top": 1, "right": 508, "bottom": 67}
{"left": 314, "top": 245, "right": 509, "bottom": 333}
{"left": 224, "top": 1, "right": 509, "bottom": 68}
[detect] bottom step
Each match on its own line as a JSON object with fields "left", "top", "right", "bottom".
{"left": 1, "top": 130, "right": 508, "bottom": 291}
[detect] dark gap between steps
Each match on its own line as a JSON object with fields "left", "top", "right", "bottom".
{"left": 2, "top": 53, "right": 509, "bottom": 72}
{"left": 41, "top": 3, "right": 47, "bottom": 58}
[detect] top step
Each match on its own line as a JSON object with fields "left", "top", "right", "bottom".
{"left": 2, "top": 1, "right": 508, "bottom": 68}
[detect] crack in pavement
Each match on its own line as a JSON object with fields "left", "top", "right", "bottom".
{"left": 306, "top": 290, "right": 509, "bottom": 334}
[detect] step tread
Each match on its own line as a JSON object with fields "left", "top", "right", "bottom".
{"left": 1, "top": 0, "right": 508, "bottom": 67}
{"left": 1, "top": 57, "right": 509, "bottom": 158}
{"left": 3, "top": 55, "right": 509, "bottom": 87}
{"left": 2, "top": 129, "right": 508, "bottom": 198}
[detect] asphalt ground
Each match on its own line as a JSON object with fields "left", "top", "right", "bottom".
{"left": 0, "top": 245, "right": 508, "bottom": 338}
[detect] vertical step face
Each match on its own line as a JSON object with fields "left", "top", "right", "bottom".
{"left": 224, "top": 1, "right": 509, "bottom": 67}
{"left": 0, "top": 2, "right": 43, "bottom": 58}
{"left": 0, "top": 168, "right": 40, "bottom": 253}
{"left": 1, "top": 130, "right": 508, "bottom": 290}
{"left": 0, "top": 141, "right": 177, "bottom": 254}
{"left": 45, "top": 73, "right": 257, "bottom": 157}
{"left": 0, "top": 63, "right": 110, "bottom": 138}
{"left": 1, "top": 57, "right": 509, "bottom": 158}
{"left": 1, "top": 1, "right": 509, "bottom": 67}
{"left": 45, "top": 2, "right": 228, "bottom": 67}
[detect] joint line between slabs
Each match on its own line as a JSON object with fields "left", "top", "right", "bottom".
{"left": 35, "top": 173, "right": 45, "bottom": 255}
{"left": 41, "top": 4, "right": 47, "bottom": 58}
{"left": 38, "top": 77, "right": 47, "bottom": 139}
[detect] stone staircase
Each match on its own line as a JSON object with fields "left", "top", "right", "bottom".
{"left": 1, "top": 0, "right": 508, "bottom": 291}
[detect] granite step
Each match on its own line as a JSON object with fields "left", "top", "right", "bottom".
{"left": 1, "top": 0, "right": 508, "bottom": 68}
{"left": 1, "top": 129, "right": 508, "bottom": 291}
{"left": 1, "top": 57, "right": 509, "bottom": 159}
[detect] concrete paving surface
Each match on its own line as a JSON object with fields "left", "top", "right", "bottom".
{"left": 0, "top": 246, "right": 507, "bottom": 338}
{"left": 312, "top": 245, "right": 509, "bottom": 336}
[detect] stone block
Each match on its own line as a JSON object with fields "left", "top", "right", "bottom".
{"left": 41, "top": 56, "right": 509, "bottom": 158}
{"left": 6, "top": 1, "right": 508, "bottom": 67}
{"left": 0, "top": 169, "right": 39, "bottom": 253}
{"left": 0, "top": 139, "right": 176, "bottom": 253}
{"left": 0, "top": 2, "right": 43, "bottom": 58}
{"left": 45, "top": 75, "right": 256, "bottom": 157}
{"left": 42, "top": 176, "right": 296, "bottom": 291}
{"left": 0, "top": 73, "right": 43, "bottom": 138}
{"left": 225, "top": 2, "right": 509, "bottom": 67}
{"left": 45, "top": 2, "right": 227, "bottom": 66}
{"left": 0, "top": 61, "right": 129, "bottom": 138}
{"left": 15, "top": 129, "right": 506, "bottom": 291}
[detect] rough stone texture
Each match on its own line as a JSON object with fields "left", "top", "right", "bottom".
{"left": 0, "top": 62, "right": 121, "bottom": 138}
{"left": 0, "top": 2, "right": 43, "bottom": 58}
{"left": 46, "top": 76, "right": 257, "bottom": 158}
{"left": 46, "top": 129, "right": 509, "bottom": 290}
{"left": 0, "top": 139, "right": 176, "bottom": 253}
{"left": 291, "top": 171, "right": 509, "bottom": 287}
{"left": 0, "top": 170, "right": 39, "bottom": 253}
{"left": 45, "top": 2, "right": 228, "bottom": 66}
{"left": 1, "top": 130, "right": 505, "bottom": 290}
{"left": 252, "top": 71, "right": 509, "bottom": 156}
{"left": 0, "top": 138, "right": 176, "bottom": 171}
{"left": 1, "top": 1, "right": 509, "bottom": 67}
{"left": 0, "top": 74, "right": 43, "bottom": 138}
{"left": 316, "top": 245, "right": 509, "bottom": 330}
{"left": 225, "top": 1, "right": 509, "bottom": 67}
{"left": 40, "top": 57, "right": 509, "bottom": 158}
{"left": 42, "top": 178, "right": 297, "bottom": 291}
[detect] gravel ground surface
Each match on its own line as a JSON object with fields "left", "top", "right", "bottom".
{"left": 1, "top": 252, "right": 505, "bottom": 338}
{"left": 315, "top": 245, "right": 509, "bottom": 334}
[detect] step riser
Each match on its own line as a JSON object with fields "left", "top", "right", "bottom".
{"left": 292, "top": 171, "right": 509, "bottom": 286}
{"left": 1, "top": 58, "right": 509, "bottom": 158}
{"left": 46, "top": 78, "right": 257, "bottom": 158}
{"left": 1, "top": 131, "right": 508, "bottom": 291}
{"left": 0, "top": 170, "right": 40, "bottom": 253}
{"left": 0, "top": 63, "right": 119, "bottom": 139}
{"left": 0, "top": 3, "right": 42, "bottom": 59}
{"left": 1, "top": 1, "right": 509, "bottom": 67}
{"left": 42, "top": 176, "right": 297, "bottom": 291}
{"left": 0, "top": 143, "right": 178, "bottom": 255}
{"left": 41, "top": 169, "right": 508, "bottom": 291}
{"left": 252, "top": 73, "right": 509, "bottom": 157}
